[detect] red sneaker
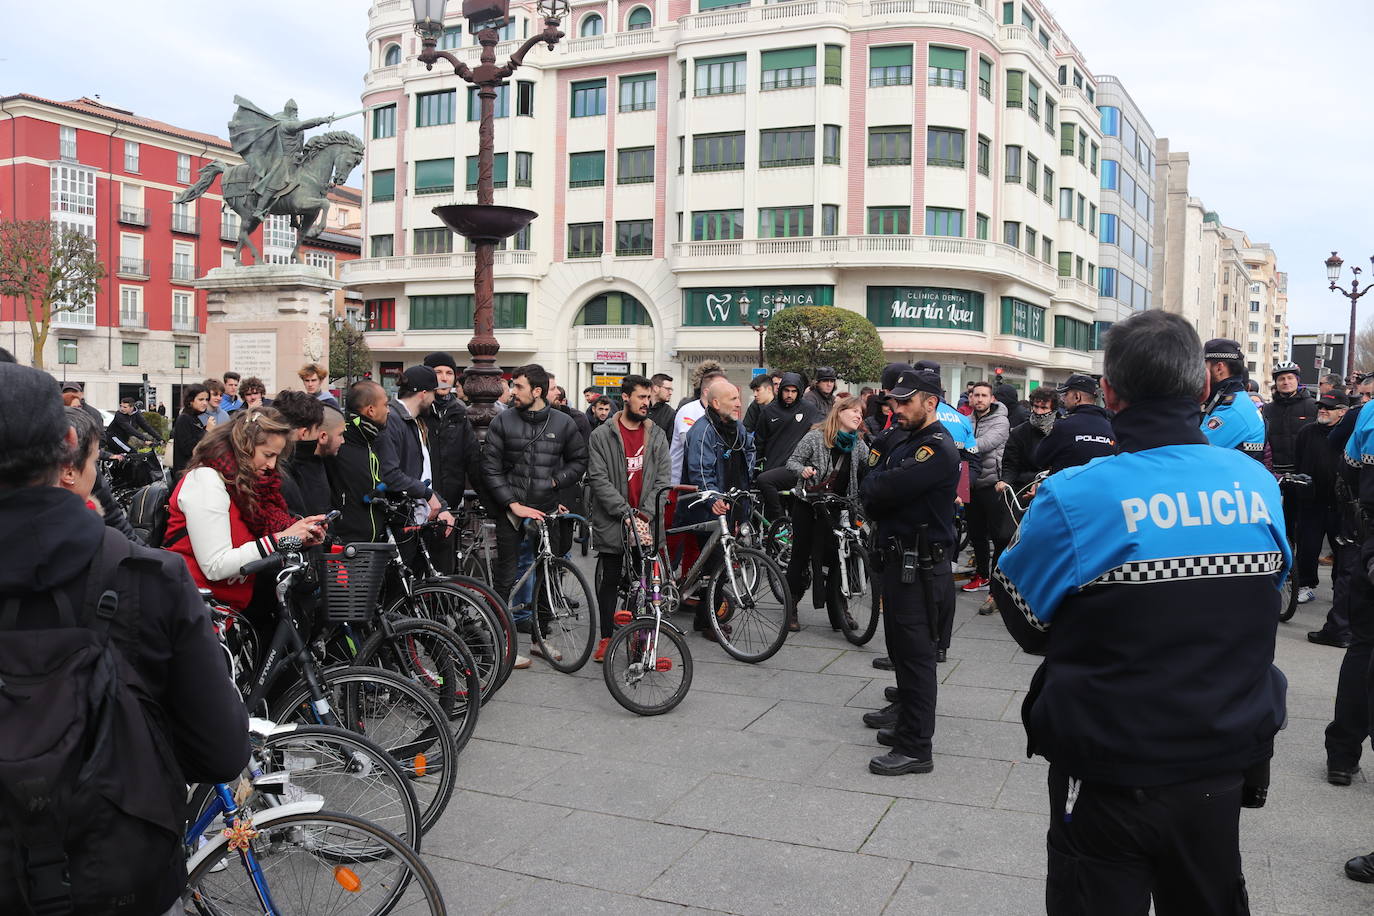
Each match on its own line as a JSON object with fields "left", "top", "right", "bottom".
{"left": 593, "top": 637, "right": 610, "bottom": 663}
{"left": 961, "top": 575, "right": 990, "bottom": 592}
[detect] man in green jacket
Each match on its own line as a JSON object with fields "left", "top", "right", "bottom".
{"left": 587, "top": 374, "right": 672, "bottom": 663}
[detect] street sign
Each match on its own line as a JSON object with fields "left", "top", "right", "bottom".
{"left": 593, "top": 362, "right": 629, "bottom": 374}
{"left": 1315, "top": 357, "right": 1325, "bottom": 369}
{"left": 594, "top": 350, "right": 628, "bottom": 361}
{"left": 752, "top": 367, "right": 768, "bottom": 376}
{"left": 593, "top": 375, "right": 624, "bottom": 387}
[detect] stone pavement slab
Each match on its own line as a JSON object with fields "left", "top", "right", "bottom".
{"left": 860, "top": 798, "right": 1047, "bottom": 879}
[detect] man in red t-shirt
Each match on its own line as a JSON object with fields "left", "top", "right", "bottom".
{"left": 587, "top": 374, "right": 672, "bottom": 662}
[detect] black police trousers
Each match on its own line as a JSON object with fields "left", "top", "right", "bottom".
{"left": 879, "top": 557, "right": 951, "bottom": 759}
{"left": 1324, "top": 556, "right": 1374, "bottom": 770}
{"left": 1045, "top": 766, "right": 1249, "bottom": 916}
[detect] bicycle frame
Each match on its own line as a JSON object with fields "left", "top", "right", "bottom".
{"left": 509, "top": 512, "right": 585, "bottom": 611}
{"left": 781, "top": 489, "right": 868, "bottom": 602}
{"left": 662, "top": 489, "right": 753, "bottom": 611}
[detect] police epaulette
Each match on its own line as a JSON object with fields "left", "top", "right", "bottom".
{"left": 930, "top": 433, "right": 944, "bottom": 440}
{"left": 1218, "top": 393, "right": 1235, "bottom": 406}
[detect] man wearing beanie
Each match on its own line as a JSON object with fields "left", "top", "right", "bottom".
{"left": 1201, "top": 338, "right": 1266, "bottom": 460}
{"left": 0, "top": 363, "right": 249, "bottom": 913}
{"left": 422, "top": 352, "right": 482, "bottom": 572}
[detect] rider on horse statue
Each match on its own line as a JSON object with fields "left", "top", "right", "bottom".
{"left": 229, "top": 97, "right": 337, "bottom": 224}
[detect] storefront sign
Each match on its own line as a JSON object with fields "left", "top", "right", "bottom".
{"left": 595, "top": 350, "right": 628, "bottom": 361}
{"left": 865, "top": 287, "right": 984, "bottom": 331}
{"left": 682, "top": 286, "right": 834, "bottom": 327}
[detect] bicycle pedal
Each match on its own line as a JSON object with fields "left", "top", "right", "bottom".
{"left": 613, "top": 610, "right": 633, "bottom": 625}
{"left": 654, "top": 658, "right": 674, "bottom": 672}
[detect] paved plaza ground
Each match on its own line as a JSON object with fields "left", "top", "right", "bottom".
{"left": 424, "top": 570, "right": 1374, "bottom": 915}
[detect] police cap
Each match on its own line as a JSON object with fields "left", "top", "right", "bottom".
{"left": 1203, "top": 338, "right": 1244, "bottom": 363}
{"left": 880, "top": 362, "right": 913, "bottom": 391}
{"left": 1057, "top": 373, "right": 1099, "bottom": 396}
{"left": 888, "top": 369, "right": 943, "bottom": 400}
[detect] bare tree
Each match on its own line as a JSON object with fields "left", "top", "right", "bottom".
{"left": 0, "top": 220, "right": 105, "bottom": 370}
{"left": 1356, "top": 316, "right": 1374, "bottom": 376}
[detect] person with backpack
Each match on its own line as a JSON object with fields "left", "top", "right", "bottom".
{"left": 0, "top": 363, "right": 250, "bottom": 915}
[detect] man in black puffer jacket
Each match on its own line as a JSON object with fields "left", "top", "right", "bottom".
{"left": 422, "top": 352, "right": 483, "bottom": 571}
{"left": 754, "top": 372, "right": 822, "bottom": 519}
{"left": 481, "top": 364, "right": 589, "bottom": 610}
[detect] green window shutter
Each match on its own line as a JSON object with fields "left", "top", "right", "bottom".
{"left": 697, "top": 53, "right": 745, "bottom": 66}
{"left": 870, "top": 45, "right": 913, "bottom": 68}
{"left": 465, "top": 157, "right": 478, "bottom": 188}
{"left": 1006, "top": 71, "right": 1023, "bottom": 105}
{"left": 570, "top": 151, "right": 605, "bottom": 184}
{"left": 979, "top": 58, "right": 992, "bottom": 82}
{"left": 493, "top": 152, "right": 508, "bottom": 185}
{"left": 1057, "top": 252, "right": 1072, "bottom": 277}
{"left": 761, "top": 47, "right": 817, "bottom": 70}
{"left": 824, "top": 44, "right": 842, "bottom": 83}
{"left": 699, "top": 0, "right": 744, "bottom": 8}
{"left": 928, "top": 47, "right": 966, "bottom": 72}
{"left": 628, "top": 6, "right": 652, "bottom": 27}
{"left": 414, "top": 158, "right": 453, "bottom": 191}
{"left": 494, "top": 293, "right": 528, "bottom": 328}
{"left": 370, "top": 169, "right": 395, "bottom": 201}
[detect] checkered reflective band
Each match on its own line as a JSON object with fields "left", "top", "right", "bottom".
{"left": 992, "top": 569, "right": 1046, "bottom": 631}
{"left": 1204, "top": 350, "right": 1243, "bottom": 362}
{"left": 1090, "top": 551, "right": 1285, "bottom": 585}
{"left": 1241, "top": 442, "right": 1265, "bottom": 453}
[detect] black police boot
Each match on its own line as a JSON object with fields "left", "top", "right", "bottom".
{"left": 1328, "top": 765, "right": 1361, "bottom": 786}
{"left": 936, "top": 648, "right": 947, "bottom": 663}
{"left": 869, "top": 751, "right": 934, "bottom": 776}
{"left": 876, "top": 727, "right": 895, "bottom": 747}
{"left": 883, "top": 686, "right": 899, "bottom": 703}
{"left": 1345, "top": 853, "right": 1374, "bottom": 883}
{"left": 862, "top": 703, "right": 899, "bottom": 729}
{"left": 872, "top": 656, "right": 894, "bottom": 671}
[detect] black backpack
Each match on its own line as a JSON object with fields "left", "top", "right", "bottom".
{"left": 0, "top": 529, "right": 186, "bottom": 915}
{"left": 126, "top": 481, "right": 170, "bottom": 548}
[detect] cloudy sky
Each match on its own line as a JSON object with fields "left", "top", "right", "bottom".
{"left": 3, "top": 0, "right": 1369, "bottom": 334}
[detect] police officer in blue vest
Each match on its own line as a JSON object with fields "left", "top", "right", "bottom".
{"left": 859, "top": 368, "right": 961, "bottom": 775}
{"left": 1201, "top": 338, "right": 1266, "bottom": 459}
{"left": 992, "top": 311, "right": 1288, "bottom": 913}
{"left": 1033, "top": 373, "right": 1117, "bottom": 474}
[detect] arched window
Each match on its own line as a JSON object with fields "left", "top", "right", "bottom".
{"left": 574, "top": 292, "right": 653, "bottom": 326}
{"left": 627, "top": 6, "right": 653, "bottom": 29}
{"left": 383, "top": 44, "right": 402, "bottom": 66}
{"left": 580, "top": 13, "right": 604, "bottom": 36}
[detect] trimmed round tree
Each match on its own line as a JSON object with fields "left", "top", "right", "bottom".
{"left": 763, "top": 306, "right": 885, "bottom": 383}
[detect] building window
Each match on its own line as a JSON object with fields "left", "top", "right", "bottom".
{"left": 569, "top": 151, "right": 605, "bottom": 188}
{"left": 821, "top": 204, "right": 839, "bottom": 236}
{"left": 580, "top": 12, "right": 603, "bottom": 35}
{"left": 517, "top": 80, "right": 535, "bottom": 116}
{"left": 467, "top": 85, "right": 509, "bottom": 120}
{"left": 1002, "top": 2, "right": 1014, "bottom": 24}
{"left": 575, "top": 292, "right": 653, "bottom": 325}
{"left": 1055, "top": 316, "right": 1091, "bottom": 351}
{"left": 119, "top": 286, "right": 142, "bottom": 325}
{"left": 627, "top": 6, "right": 653, "bottom": 29}
{"left": 413, "top": 227, "right": 453, "bottom": 254}
{"left": 1060, "top": 122, "right": 1075, "bottom": 156}
{"left": 1075, "top": 255, "right": 1085, "bottom": 279}
{"left": 370, "top": 169, "right": 395, "bottom": 202}
{"left": 512, "top": 224, "right": 532, "bottom": 250}
{"left": 121, "top": 342, "right": 139, "bottom": 367}
{"left": 1100, "top": 212, "right": 1117, "bottom": 244}
{"left": 439, "top": 25, "right": 462, "bottom": 49}
{"left": 370, "top": 234, "right": 394, "bottom": 258}
{"left": 1089, "top": 203, "right": 1097, "bottom": 235}
{"left": 1027, "top": 79, "right": 1040, "bottom": 119}
{"left": 1027, "top": 153, "right": 1039, "bottom": 192}
{"left": 415, "top": 158, "right": 455, "bottom": 195}
{"left": 823, "top": 125, "right": 841, "bottom": 164}
{"left": 303, "top": 251, "right": 335, "bottom": 272}
{"left": 615, "top": 219, "right": 653, "bottom": 256}
{"left": 51, "top": 165, "right": 96, "bottom": 215}
{"left": 372, "top": 104, "right": 397, "bottom": 139}
{"left": 1022, "top": 6, "right": 1036, "bottom": 30}
{"left": 1100, "top": 105, "right": 1120, "bottom": 136}
{"left": 1090, "top": 142, "right": 1099, "bottom": 175}
{"left": 124, "top": 140, "right": 140, "bottom": 173}
{"left": 1059, "top": 187, "right": 1074, "bottom": 220}
{"left": 761, "top": 127, "right": 815, "bottom": 168}
{"left": 1101, "top": 159, "right": 1119, "bottom": 191}
{"left": 1045, "top": 96, "right": 1056, "bottom": 132}
{"left": 1001, "top": 297, "right": 1045, "bottom": 340}
{"left": 264, "top": 215, "right": 296, "bottom": 254}
{"left": 571, "top": 79, "right": 607, "bottom": 117}
{"left": 58, "top": 338, "right": 78, "bottom": 364}
{"left": 1043, "top": 166, "right": 1054, "bottom": 203}
{"left": 695, "top": 54, "right": 746, "bottom": 96}
{"left": 1078, "top": 129, "right": 1088, "bottom": 165}
{"left": 692, "top": 209, "right": 744, "bottom": 240}
{"left": 515, "top": 151, "right": 533, "bottom": 187}
{"left": 416, "top": 90, "right": 456, "bottom": 127}
{"left": 977, "top": 135, "right": 990, "bottom": 176}
{"left": 1250, "top": 300, "right": 1261, "bottom": 313}
{"left": 1099, "top": 267, "right": 1117, "bottom": 298}
{"left": 867, "top": 207, "right": 910, "bottom": 235}
{"left": 868, "top": 127, "right": 912, "bottom": 166}
{"left": 1004, "top": 145, "right": 1022, "bottom": 183}
{"left": 1077, "top": 193, "right": 1086, "bottom": 227}
{"left": 383, "top": 44, "right": 402, "bottom": 66}
{"left": 177, "top": 153, "right": 191, "bottom": 184}
{"left": 1006, "top": 70, "right": 1023, "bottom": 108}
{"left": 925, "top": 207, "right": 964, "bottom": 237}
{"left": 928, "top": 46, "right": 966, "bottom": 89}
{"left": 693, "top": 132, "right": 746, "bottom": 172}
{"left": 410, "top": 295, "right": 470, "bottom": 330}
{"left": 927, "top": 128, "right": 965, "bottom": 168}
{"left": 1042, "top": 236, "right": 1053, "bottom": 263}
{"left": 172, "top": 291, "right": 194, "bottom": 330}
{"left": 568, "top": 222, "right": 604, "bottom": 258}
{"left": 759, "top": 206, "right": 813, "bottom": 238}
{"left": 824, "top": 45, "right": 842, "bottom": 85}
{"left": 365, "top": 298, "right": 396, "bottom": 331}
{"left": 619, "top": 73, "right": 656, "bottom": 112}
{"left": 1003, "top": 221, "right": 1020, "bottom": 248}
{"left": 172, "top": 242, "right": 195, "bottom": 282}
{"left": 1057, "top": 251, "right": 1072, "bottom": 277}
{"left": 761, "top": 47, "right": 817, "bottom": 90}
{"left": 976, "top": 213, "right": 989, "bottom": 240}
{"left": 59, "top": 125, "right": 77, "bottom": 160}
{"left": 171, "top": 201, "right": 197, "bottom": 234}
{"left": 617, "top": 147, "right": 654, "bottom": 184}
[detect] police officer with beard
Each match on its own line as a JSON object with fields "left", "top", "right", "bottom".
{"left": 859, "top": 368, "right": 960, "bottom": 776}
{"left": 1034, "top": 374, "right": 1117, "bottom": 474}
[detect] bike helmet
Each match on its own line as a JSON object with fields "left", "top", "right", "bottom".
{"left": 1271, "top": 360, "right": 1300, "bottom": 381}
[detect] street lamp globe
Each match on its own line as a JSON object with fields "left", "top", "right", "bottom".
{"left": 412, "top": 0, "right": 447, "bottom": 37}
{"left": 535, "top": 0, "right": 570, "bottom": 20}
{"left": 738, "top": 295, "right": 751, "bottom": 320}
{"left": 1327, "top": 251, "right": 1344, "bottom": 284}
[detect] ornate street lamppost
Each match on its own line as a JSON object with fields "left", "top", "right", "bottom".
{"left": 1325, "top": 251, "right": 1374, "bottom": 380}
{"left": 737, "top": 295, "right": 767, "bottom": 371}
{"left": 412, "top": 0, "right": 568, "bottom": 433}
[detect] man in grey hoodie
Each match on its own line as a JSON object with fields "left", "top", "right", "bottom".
{"left": 960, "top": 380, "right": 1010, "bottom": 592}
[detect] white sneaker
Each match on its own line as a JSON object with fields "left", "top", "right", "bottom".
{"left": 513, "top": 654, "right": 532, "bottom": 669}
{"left": 1297, "top": 587, "right": 1316, "bottom": 604}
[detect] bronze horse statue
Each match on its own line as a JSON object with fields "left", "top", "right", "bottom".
{"left": 175, "top": 131, "right": 363, "bottom": 265}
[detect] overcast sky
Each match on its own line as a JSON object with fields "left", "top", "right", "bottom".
{"left": 3, "top": 0, "right": 1369, "bottom": 335}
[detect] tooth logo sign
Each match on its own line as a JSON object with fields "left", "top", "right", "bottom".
{"left": 705, "top": 293, "right": 733, "bottom": 322}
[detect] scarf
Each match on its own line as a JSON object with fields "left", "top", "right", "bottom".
{"left": 709, "top": 411, "right": 747, "bottom": 488}
{"left": 204, "top": 448, "right": 295, "bottom": 538}
{"left": 1029, "top": 411, "right": 1056, "bottom": 435}
{"left": 834, "top": 430, "right": 858, "bottom": 453}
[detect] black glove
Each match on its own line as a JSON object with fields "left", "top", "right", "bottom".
{"left": 1241, "top": 759, "right": 1269, "bottom": 809}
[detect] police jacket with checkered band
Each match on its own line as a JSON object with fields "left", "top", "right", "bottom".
{"left": 1200, "top": 376, "right": 1266, "bottom": 460}
{"left": 991, "top": 397, "right": 1289, "bottom": 787}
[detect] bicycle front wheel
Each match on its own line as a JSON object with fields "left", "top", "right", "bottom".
{"left": 705, "top": 546, "right": 793, "bottom": 663}
{"left": 603, "top": 618, "right": 693, "bottom": 716}
{"left": 354, "top": 618, "right": 481, "bottom": 753}
{"left": 832, "top": 543, "right": 882, "bottom": 646}
{"left": 185, "top": 809, "right": 446, "bottom": 915}
{"left": 531, "top": 558, "right": 598, "bottom": 673}
{"left": 388, "top": 584, "right": 507, "bottom": 704}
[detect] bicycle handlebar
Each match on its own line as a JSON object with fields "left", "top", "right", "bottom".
{"left": 239, "top": 552, "right": 288, "bottom": 578}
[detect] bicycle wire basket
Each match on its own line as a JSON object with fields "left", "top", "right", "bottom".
{"left": 322, "top": 543, "right": 397, "bottom": 623}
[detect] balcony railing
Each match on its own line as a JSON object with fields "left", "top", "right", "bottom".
{"left": 171, "top": 263, "right": 197, "bottom": 283}
{"left": 117, "top": 257, "right": 149, "bottom": 279}
{"left": 118, "top": 206, "right": 147, "bottom": 226}
{"left": 171, "top": 214, "right": 199, "bottom": 235}
{"left": 119, "top": 311, "right": 147, "bottom": 329}
{"left": 340, "top": 251, "right": 539, "bottom": 282}
{"left": 173, "top": 316, "right": 198, "bottom": 332}
{"left": 682, "top": 0, "right": 847, "bottom": 31}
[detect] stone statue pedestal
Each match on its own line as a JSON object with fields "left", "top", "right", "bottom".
{"left": 195, "top": 264, "right": 343, "bottom": 395}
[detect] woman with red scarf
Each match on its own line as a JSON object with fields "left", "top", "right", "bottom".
{"left": 165, "top": 407, "right": 326, "bottom": 610}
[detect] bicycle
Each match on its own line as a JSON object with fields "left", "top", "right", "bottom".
{"left": 184, "top": 779, "right": 446, "bottom": 914}
{"left": 509, "top": 511, "right": 598, "bottom": 672}
{"left": 600, "top": 501, "right": 694, "bottom": 715}
{"left": 779, "top": 488, "right": 881, "bottom": 646}
{"left": 659, "top": 486, "right": 793, "bottom": 663}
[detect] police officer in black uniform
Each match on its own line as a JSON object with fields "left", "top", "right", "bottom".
{"left": 859, "top": 368, "right": 960, "bottom": 776}
{"left": 1034, "top": 374, "right": 1117, "bottom": 474}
